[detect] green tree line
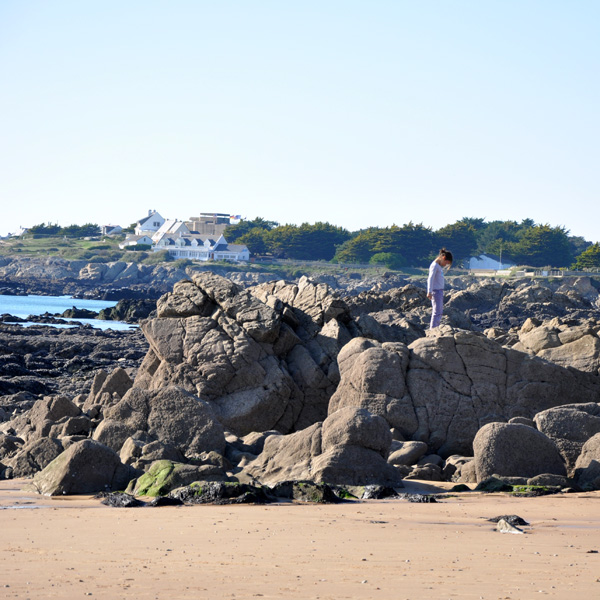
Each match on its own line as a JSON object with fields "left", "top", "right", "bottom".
{"left": 29, "top": 222, "right": 100, "bottom": 238}
{"left": 226, "top": 217, "right": 599, "bottom": 269}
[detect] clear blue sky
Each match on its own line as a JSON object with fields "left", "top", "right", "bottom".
{"left": 1, "top": 1, "right": 599, "bottom": 241}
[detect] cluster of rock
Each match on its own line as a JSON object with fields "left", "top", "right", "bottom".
{"left": 0, "top": 323, "right": 148, "bottom": 413}
{"left": 1, "top": 270, "right": 600, "bottom": 498}
{"left": 496, "top": 316, "right": 600, "bottom": 375}
{"left": 0, "top": 256, "right": 185, "bottom": 297}
{"left": 0, "top": 256, "right": 279, "bottom": 300}
{"left": 443, "top": 276, "right": 600, "bottom": 330}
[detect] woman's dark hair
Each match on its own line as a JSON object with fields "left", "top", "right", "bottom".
{"left": 439, "top": 248, "right": 453, "bottom": 263}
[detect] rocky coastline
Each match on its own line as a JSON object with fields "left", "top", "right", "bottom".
{"left": 1, "top": 255, "right": 600, "bottom": 502}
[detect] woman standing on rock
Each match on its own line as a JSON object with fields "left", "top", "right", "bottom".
{"left": 427, "top": 248, "right": 453, "bottom": 328}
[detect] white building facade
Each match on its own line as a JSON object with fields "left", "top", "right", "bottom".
{"left": 153, "top": 233, "right": 249, "bottom": 262}
{"left": 119, "top": 234, "right": 153, "bottom": 249}
{"left": 135, "top": 210, "right": 165, "bottom": 235}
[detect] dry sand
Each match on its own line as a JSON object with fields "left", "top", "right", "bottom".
{"left": 1, "top": 479, "right": 599, "bottom": 600}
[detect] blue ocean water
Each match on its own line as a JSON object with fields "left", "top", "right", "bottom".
{"left": 0, "top": 294, "right": 135, "bottom": 330}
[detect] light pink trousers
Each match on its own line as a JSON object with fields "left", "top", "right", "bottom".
{"left": 430, "top": 289, "right": 444, "bottom": 328}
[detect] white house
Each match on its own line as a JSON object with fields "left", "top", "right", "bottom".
{"left": 151, "top": 219, "right": 190, "bottom": 242}
{"left": 467, "top": 253, "right": 516, "bottom": 270}
{"left": 119, "top": 234, "right": 153, "bottom": 249}
{"left": 135, "top": 210, "right": 165, "bottom": 235}
{"left": 153, "top": 233, "right": 249, "bottom": 262}
{"left": 101, "top": 224, "right": 123, "bottom": 236}
{"left": 9, "top": 227, "right": 29, "bottom": 238}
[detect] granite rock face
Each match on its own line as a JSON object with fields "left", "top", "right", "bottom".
{"left": 3, "top": 268, "right": 600, "bottom": 492}
{"left": 327, "top": 329, "right": 600, "bottom": 457}
{"left": 134, "top": 273, "right": 352, "bottom": 434}
{"left": 242, "top": 407, "right": 403, "bottom": 487}
{"left": 111, "top": 274, "right": 600, "bottom": 487}
{"left": 0, "top": 256, "right": 190, "bottom": 296}
{"left": 509, "top": 317, "right": 600, "bottom": 375}
{"left": 94, "top": 385, "right": 226, "bottom": 457}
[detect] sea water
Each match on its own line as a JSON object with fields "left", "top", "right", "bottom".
{"left": 0, "top": 294, "right": 136, "bottom": 331}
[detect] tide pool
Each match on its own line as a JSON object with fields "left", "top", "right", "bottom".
{"left": 0, "top": 294, "right": 136, "bottom": 330}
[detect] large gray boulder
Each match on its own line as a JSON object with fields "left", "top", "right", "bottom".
{"left": 8, "top": 437, "right": 64, "bottom": 477}
{"left": 28, "top": 395, "right": 81, "bottom": 423}
{"left": 574, "top": 433, "right": 600, "bottom": 490}
{"left": 13, "top": 396, "right": 81, "bottom": 443}
{"left": 96, "top": 386, "right": 226, "bottom": 458}
{"left": 313, "top": 408, "right": 401, "bottom": 486}
{"left": 557, "top": 277, "right": 600, "bottom": 304}
{"left": 0, "top": 433, "right": 24, "bottom": 460}
{"left": 242, "top": 407, "right": 403, "bottom": 487}
{"left": 534, "top": 403, "right": 600, "bottom": 474}
{"left": 31, "top": 439, "right": 136, "bottom": 495}
{"left": 128, "top": 460, "right": 229, "bottom": 496}
{"left": 518, "top": 325, "right": 562, "bottom": 354}
{"left": 387, "top": 441, "right": 429, "bottom": 466}
{"left": 241, "top": 425, "right": 319, "bottom": 484}
{"left": 83, "top": 367, "right": 134, "bottom": 412}
{"left": 92, "top": 420, "right": 137, "bottom": 454}
{"left": 473, "top": 422, "right": 566, "bottom": 481}
{"left": 538, "top": 335, "right": 600, "bottom": 374}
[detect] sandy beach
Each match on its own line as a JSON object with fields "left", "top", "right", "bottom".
{"left": 1, "top": 480, "right": 599, "bottom": 600}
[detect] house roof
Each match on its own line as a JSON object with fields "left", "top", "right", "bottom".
{"left": 156, "top": 233, "right": 248, "bottom": 254}
{"left": 226, "top": 244, "right": 250, "bottom": 253}
{"left": 137, "top": 211, "right": 162, "bottom": 226}
{"left": 476, "top": 253, "right": 515, "bottom": 263}
{"left": 125, "top": 234, "right": 152, "bottom": 242}
{"left": 154, "top": 219, "right": 187, "bottom": 234}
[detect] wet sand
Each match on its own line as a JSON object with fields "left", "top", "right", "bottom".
{"left": 1, "top": 479, "right": 599, "bottom": 599}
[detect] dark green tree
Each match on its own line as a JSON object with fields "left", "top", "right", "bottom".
{"left": 237, "top": 227, "right": 269, "bottom": 255}
{"left": 574, "top": 243, "right": 600, "bottom": 269}
{"left": 333, "top": 231, "right": 376, "bottom": 264}
{"left": 457, "top": 217, "right": 487, "bottom": 232}
{"left": 512, "top": 224, "right": 573, "bottom": 267}
{"left": 475, "top": 220, "right": 522, "bottom": 256}
{"left": 122, "top": 222, "right": 137, "bottom": 233}
{"left": 569, "top": 236, "right": 592, "bottom": 258}
{"left": 384, "top": 222, "right": 435, "bottom": 266}
{"left": 30, "top": 222, "right": 100, "bottom": 238}
{"left": 435, "top": 221, "right": 478, "bottom": 264}
{"left": 225, "top": 217, "right": 278, "bottom": 241}
{"left": 369, "top": 252, "right": 406, "bottom": 269}
{"left": 61, "top": 223, "right": 100, "bottom": 237}
{"left": 29, "top": 222, "right": 61, "bottom": 236}
{"left": 334, "top": 222, "right": 434, "bottom": 267}
{"left": 265, "top": 222, "right": 350, "bottom": 260}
